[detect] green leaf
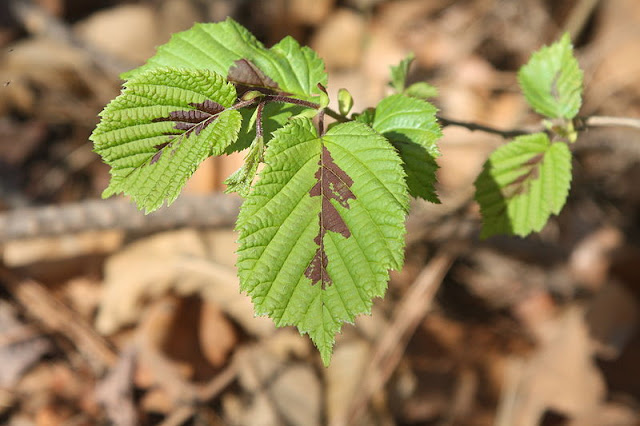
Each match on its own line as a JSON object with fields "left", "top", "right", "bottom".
{"left": 121, "top": 19, "right": 327, "bottom": 149}
{"left": 253, "top": 36, "right": 327, "bottom": 100}
{"left": 224, "top": 135, "right": 264, "bottom": 196}
{"left": 518, "top": 33, "right": 583, "bottom": 119}
{"left": 121, "top": 18, "right": 264, "bottom": 80}
{"left": 91, "top": 68, "right": 242, "bottom": 212}
{"left": 405, "top": 82, "right": 439, "bottom": 100}
{"left": 338, "top": 88, "right": 354, "bottom": 116}
{"left": 364, "top": 94, "right": 442, "bottom": 202}
{"left": 226, "top": 34, "right": 329, "bottom": 149}
{"left": 474, "top": 133, "right": 572, "bottom": 238}
{"left": 236, "top": 118, "right": 408, "bottom": 365}
{"left": 123, "top": 19, "right": 326, "bottom": 99}
{"left": 351, "top": 107, "right": 375, "bottom": 124}
{"left": 226, "top": 102, "right": 306, "bottom": 154}
{"left": 389, "top": 53, "right": 415, "bottom": 93}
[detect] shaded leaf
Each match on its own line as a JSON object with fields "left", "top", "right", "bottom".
{"left": 226, "top": 102, "right": 306, "bottom": 154}
{"left": 224, "top": 135, "right": 265, "bottom": 196}
{"left": 363, "top": 94, "right": 442, "bottom": 202}
{"left": 389, "top": 53, "right": 414, "bottom": 93}
{"left": 225, "top": 36, "right": 328, "bottom": 150}
{"left": 405, "top": 82, "right": 439, "bottom": 100}
{"left": 474, "top": 133, "right": 572, "bottom": 238}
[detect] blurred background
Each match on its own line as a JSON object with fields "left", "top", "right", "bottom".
{"left": 1, "top": 0, "right": 640, "bottom": 425}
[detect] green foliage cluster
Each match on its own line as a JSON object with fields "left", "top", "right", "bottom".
{"left": 475, "top": 33, "right": 582, "bottom": 237}
{"left": 91, "top": 20, "right": 583, "bottom": 364}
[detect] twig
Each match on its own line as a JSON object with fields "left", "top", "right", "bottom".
{"left": 0, "top": 264, "right": 117, "bottom": 372}
{"left": 266, "top": 94, "right": 320, "bottom": 109}
{"left": 576, "top": 115, "right": 640, "bottom": 131}
{"left": 438, "top": 114, "right": 640, "bottom": 139}
{"left": 158, "top": 358, "right": 239, "bottom": 426}
{"left": 437, "top": 116, "right": 537, "bottom": 139}
{"left": 341, "top": 248, "right": 458, "bottom": 426}
{"left": 0, "top": 194, "right": 242, "bottom": 242}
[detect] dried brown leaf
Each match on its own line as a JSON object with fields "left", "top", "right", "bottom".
{"left": 496, "top": 306, "right": 606, "bottom": 425}
{"left": 0, "top": 300, "right": 51, "bottom": 388}
{"left": 199, "top": 301, "right": 237, "bottom": 368}
{"left": 95, "top": 346, "right": 138, "bottom": 426}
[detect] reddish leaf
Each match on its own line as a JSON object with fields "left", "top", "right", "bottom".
{"left": 153, "top": 100, "right": 225, "bottom": 136}
{"left": 305, "top": 146, "right": 356, "bottom": 289}
{"left": 150, "top": 100, "right": 225, "bottom": 163}
{"left": 227, "top": 59, "right": 280, "bottom": 96}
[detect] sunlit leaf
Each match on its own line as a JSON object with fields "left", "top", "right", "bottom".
{"left": 236, "top": 118, "right": 408, "bottom": 365}
{"left": 91, "top": 68, "right": 241, "bottom": 212}
{"left": 518, "top": 33, "right": 583, "bottom": 119}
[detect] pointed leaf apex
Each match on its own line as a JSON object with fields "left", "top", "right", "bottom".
{"left": 236, "top": 118, "right": 409, "bottom": 363}
{"left": 518, "top": 33, "right": 583, "bottom": 119}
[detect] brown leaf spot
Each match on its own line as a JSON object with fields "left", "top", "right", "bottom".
{"left": 148, "top": 101, "right": 224, "bottom": 165}
{"left": 501, "top": 152, "right": 545, "bottom": 198}
{"left": 228, "top": 58, "right": 280, "bottom": 97}
{"left": 152, "top": 100, "right": 225, "bottom": 137}
{"left": 150, "top": 150, "right": 163, "bottom": 165}
{"left": 305, "top": 146, "right": 356, "bottom": 289}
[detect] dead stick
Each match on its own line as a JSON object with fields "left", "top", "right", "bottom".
{"left": 0, "top": 265, "right": 117, "bottom": 372}
{"left": 158, "top": 359, "right": 239, "bottom": 426}
{"left": 0, "top": 194, "right": 242, "bottom": 242}
{"left": 342, "top": 249, "right": 457, "bottom": 426}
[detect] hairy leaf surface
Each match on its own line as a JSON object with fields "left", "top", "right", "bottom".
{"left": 518, "top": 33, "right": 583, "bottom": 119}
{"left": 362, "top": 94, "right": 442, "bottom": 202}
{"left": 121, "top": 19, "right": 327, "bottom": 149}
{"left": 91, "top": 68, "right": 241, "bottom": 212}
{"left": 236, "top": 118, "right": 408, "bottom": 365}
{"left": 224, "top": 135, "right": 264, "bottom": 196}
{"left": 122, "top": 19, "right": 326, "bottom": 98}
{"left": 474, "top": 133, "right": 572, "bottom": 238}
{"left": 252, "top": 36, "right": 327, "bottom": 100}
{"left": 121, "top": 18, "right": 263, "bottom": 80}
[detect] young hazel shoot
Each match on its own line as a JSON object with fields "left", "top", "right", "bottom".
{"left": 91, "top": 20, "right": 584, "bottom": 365}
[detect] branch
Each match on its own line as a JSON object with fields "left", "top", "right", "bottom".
{"left": 438, "top": 114, "right": 640, "bottom": 139}
{"left": 437, "top": 116, "right": 536, "bottom": 139}
{"left": 0, "top": 264, "right": 118, "bottom": 373}
{"left": 0, "top": 194, "right": 242, "bottom": 242}
{"left": 576, "top": 115, "right": 640, "bottom": 131}
{"left": 343, "top": 248, "right": 458, "bottom": 426}
{"left": 265, "top": 95, "right": 320, "bottom": 109}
